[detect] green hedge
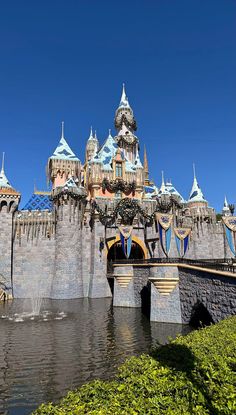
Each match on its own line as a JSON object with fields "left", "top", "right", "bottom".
{"left": 33, "top": 317, "right": 236, "bottom": 415}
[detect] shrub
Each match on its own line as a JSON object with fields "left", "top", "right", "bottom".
{"left": 33, "top": 316, "right": 236, "bottom": 415}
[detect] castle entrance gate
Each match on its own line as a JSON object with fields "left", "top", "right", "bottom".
{"left": 107, "top": 240, "right": 145, "bottom": 262}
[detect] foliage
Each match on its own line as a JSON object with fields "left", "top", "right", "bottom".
{"left": 33, "top": 317, "right": 236, "bottom": 415}
{"left": 216, "top": 213, "right": 223, "bottom": 222}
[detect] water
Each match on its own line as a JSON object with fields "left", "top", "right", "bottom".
{"left": 0, "top": 298, "right": 189, "bottom": 415}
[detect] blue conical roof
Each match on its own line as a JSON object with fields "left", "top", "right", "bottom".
{"left": 188, "top": 176, "right": 207, "bottom": 203}
{"left": 118, "top": 84, "right": 131, "bottom": 109}
{"left": 50, "top": 123, "right": 79, "bottom": 161}
{"left": 0, "top": 154, "right": 13, "bottom": 189}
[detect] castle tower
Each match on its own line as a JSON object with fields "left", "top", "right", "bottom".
{"left": 47, "top": 122, "right": 81, "bottom": 189}
{"left": 0, "top": 153, "right": 20, "bottom": 297}
{"left": 222, "top": 196, "right": 231, "bottom": 216}
{"left": 114, "top": 84, "right": 138, "bottom": 164}
{"left": 47, "top": 124, "right": 87, "bottom": 298}
{"left": 85, "top": 127, "right": 99, "bottom": 163}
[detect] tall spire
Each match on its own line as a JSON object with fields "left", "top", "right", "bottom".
{"left": 160, "top": 170, "right": 165, "bottom": 192}
{"left": 119, "top": 83, "right": 130, "bottom": 108}
{"left": 1, "top": 152, "right": 5, "bottom": 174}
{"left": 88, "top": 126, "right": 93, "bottom": 141}
{"left": 61, "top": 121, "right": 64, "bottom": 139}
{"left": 94, "top": 130, "right": 98, "bottom": 140}
{"left": 0, "top": 153, "right": 13, "bottom": 189}
{"left": 188, "top": 165, "right": 207, "bottom": 204}
{"left": 222, "top": 195, "right": 230, "bottom": 216}
{"left": 193, "top": 163, "right": 196, "bottom": 180}
{"left": 144, "top": 146, "right": 149, "bottom": 185}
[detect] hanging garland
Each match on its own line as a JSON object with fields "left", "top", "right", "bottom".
{"left": 102, "top": 178, "right": 136, "bottom": 194}
{"left": 91, "top": 197, "right": 155, "bottom": 226}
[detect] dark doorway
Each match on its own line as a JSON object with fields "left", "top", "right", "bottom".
{"left": 107, "top": 241, "right": 145, "bottom": 263}
{"left": 190, "top": 301, "right": 214, "bottom": 328}
{"left": 140, "top": 283, "right": 151, "bottom": 318}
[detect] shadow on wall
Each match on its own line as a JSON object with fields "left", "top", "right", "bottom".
{"left": 189, "top": 301, "right": 214, "bottom": 328}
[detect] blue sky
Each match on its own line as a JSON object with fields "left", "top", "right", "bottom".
{"left": 0, "top": 0, "right": 235, "bottom": 211}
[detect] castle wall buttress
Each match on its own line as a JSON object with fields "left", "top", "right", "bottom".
{"left": 51, "top": 196, "right": 84, "bottom": 299}
{"left": 88, "top": 217, "right": 112, "bottom": 298}
{"left": 80, "top": 207, "right": 92, "bottom": 297}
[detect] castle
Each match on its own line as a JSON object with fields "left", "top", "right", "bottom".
{"left": 0, "top": 86, "right": 234, "bottom": 301}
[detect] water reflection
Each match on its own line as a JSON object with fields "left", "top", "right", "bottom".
{"left": 0, "top": 298, "right": 189, "bottom": 415}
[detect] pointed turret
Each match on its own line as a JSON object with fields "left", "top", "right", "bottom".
{"left": 188, "top": 165, "right": 207, "bottom": 206}
{"left": 86, "top": 126, "right": 99, "bottom": 162}
{"left": 0, "top": 153, "right": 21, "bottom": 211}
{"left": 48, "top": 122, "right": 81, "bottom": 189}
{"left": 143, "top": 146, "right": 149, "bottom": 185}
{"left": 159, "top": 171, "right": 166, "bottom": 193}
{"left": 119, "top": 83, "right": 130, "bottom": 109}
{"left": 0, "top": 153, "right": 12, "bottom": 189}
{"left": 50, "top": 122, "right": 79, "bottom": 161}
{"left": 114, "top": 84, "right": 138, "bottom": 165}
{"left": 222, "top": 196, "right": 231, "bottom": 216}
{"left": 114, "top": 84, "right": 137, "bottom": 133}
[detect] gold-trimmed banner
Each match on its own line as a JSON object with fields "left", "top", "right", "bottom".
{"left": 119, "top": 225, "right": 133, "bottom": 240}
{"left": 222, "top": 216, "right": 236, "bottom": 232}
{"left": 174, "top": 228, "right": 191, "bottom": 240}
{"left": 155, "top": 213, "right": 173, "bottom": 230}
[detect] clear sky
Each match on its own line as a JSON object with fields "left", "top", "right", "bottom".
{"left": 0, "top": 0, "right": 235, "bottom": 211}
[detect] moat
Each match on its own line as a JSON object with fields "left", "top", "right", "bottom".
{"left": 0, "top": 298, "right": 189, "bottom": 415}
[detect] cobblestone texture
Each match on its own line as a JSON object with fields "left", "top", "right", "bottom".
{"left": 179, "top": 268, "right": 236, "bottom": 323}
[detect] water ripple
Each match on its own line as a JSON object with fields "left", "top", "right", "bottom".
{"left": 0, "top": 298, "right": 188, "bottom": 415}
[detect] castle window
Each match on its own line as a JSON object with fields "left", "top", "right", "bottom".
{"left": 116, "top": 162, "right": 122, "bottom": 178}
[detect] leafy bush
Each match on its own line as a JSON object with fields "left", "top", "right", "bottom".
{"left": 33, "top": 317, "right": 236, "bottom": 415}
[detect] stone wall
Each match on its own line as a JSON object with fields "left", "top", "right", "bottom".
{"left": 179, "top": 268, "right": 236, "bottom": 323}
{"left": 13, "top": 227, "right": 55, "bottom": 298}
{"left": 113, "top": 266, "right": 149, "bottom": 307}
{"left": 0, "top": 210, "right": 14, "bottom": 294}
{"left": 149, "top": 266, "right": 182, "bottom": 323}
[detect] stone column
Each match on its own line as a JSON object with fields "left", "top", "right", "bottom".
{"left": 113, "top": 265, "right": 136, "bottom": 307}
{"left": 149, "top": 266, "right": 182, "bottom": 323}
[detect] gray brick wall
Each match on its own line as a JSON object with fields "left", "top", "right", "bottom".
{"left": 51, "top": 198, "right": 84, "bottom": 299}
{"left": 179, "top": 268, "right": 236, "bottom": 323}
{"left": 0, "top": 210, "right": 14, "bottom": 294}
{"left": 13, "top": 221, "right": 55, "bottom": 298}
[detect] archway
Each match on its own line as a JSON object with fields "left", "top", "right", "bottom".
{"left": 107, "top": 240, "right": 145, "bottom": 262}
{"left": 190, "top": 301, "right": 214, "bottom": 328}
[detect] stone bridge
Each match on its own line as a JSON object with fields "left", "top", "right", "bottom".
{"left": 111, "top": 258, "right": 236, "bottom": 326}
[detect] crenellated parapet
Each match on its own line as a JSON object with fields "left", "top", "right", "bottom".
{"left": 0, "top": 188, "right": 21, "bottom": 213}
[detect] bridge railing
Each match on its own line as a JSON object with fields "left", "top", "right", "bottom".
{"left": 110, "top": 257, "right": 236, "bottom": 274}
